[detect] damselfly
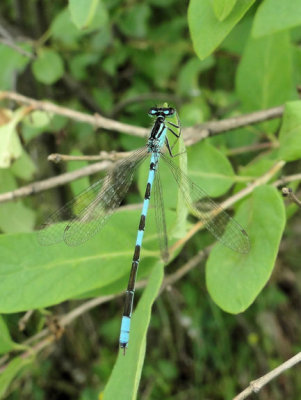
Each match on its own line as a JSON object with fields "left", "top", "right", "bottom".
{"left": 38, "top": 106, "right": 250, "bottom": 352}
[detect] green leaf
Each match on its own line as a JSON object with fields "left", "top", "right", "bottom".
{"left": 253, "top": 0, "right": 301, "bottom": 38}
{"left": 279, "top": 101, "right": 301, "bottom": 161}
{"left": 179, "top": 102, "right": 205, "bottom": 126}
{"left": 212, "top": 0, "right": 237, "bottom": 21}
{"left": 69, "top": 0, "right": 100, "bottom": 29}
{"left": 236, "top": 31, "right": 294, "bottom": 111}
{"left": 0, "top": 109, "right": 24, "bottom": 168}
{"left": 103, "top": 262, "right": 164, "bottom": 400}
{"left": 0, "top": 316, "right": 25, "bottom": 354}
{"left": 10, "top": 150, "right": 36, "bottom": 180}
{"left": 118, "top": 4, "right": 151, "bottom": 38}
{"left": 0, "top": 170, "right": 35, "bottom": 233}
{"left": 51, "top": 8, "right": 82, "bottom": 46}
{"left": 188, "top": 0, "right": 255, "bottom": 60}
{"left": 0, "top": 356, "right": 32, "bottom": 398}
{"left": 221, "top": 15, "right": 252, "bottom": 55}
{"left": 23, "top": 110, "right": 52, "bottom": 128}
{"left": 187, "top": 141, "right": 235, "bottom": 197}
{"left": 177, "top": 56, "right": 215, "bottom": 96}
{"left": 207, "top": 185, "right": 285, "bottom": 313}
{"left": 0, "top": 45, "right": 29, "bottom": 90}
{"left": 0, "top": 208, "right": 173, "bottom": 313}
{"left": 32, "top": 48, "right": 64, "bottom": 84}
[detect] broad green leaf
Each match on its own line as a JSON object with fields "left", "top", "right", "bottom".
{"left": 236, "top": 31, "right": 294, "bottom": 111}
{"left": 188, "top": 0, "right": 255, "bottom": 60}
{"left": 132, "top": 43, "right": 183, "bottom": 88}
{"left": 221, "top": 15, "right": 252, "bottom": 55}
{"left": 0, "top": 316, "right": 25, "bottom": 354}
{"left": 22, "top": 114, "right": 67, "bottom": 142}
{"left": 69, "top": 0, "right": 99, "bottom": 29}
{"left": 207, "top": 185, "right": 285, "bottom": 313}
{"left": 69, "top": 53, "right": 99, "bottom": 80}
{"left": 32, "top": 48, "right": 64, "bottom": 85}
{"left": 51, "top": 8, "right": 82, "bottom": 46}
{"left": 10, "top": 150, "right": 36, "bottom": 180}
{"left": 0, "top": 356, "right": 32, "bottom": 398}
{"left": 118, "top": 4, "right": 151, "bottom": 38}
{"left": 0, "top": 170, "right": 35, "bottom": 233}
{"left": 23, "top": 110, "right": 52, "bottom": 128}
{"left": 0, "top": 208, "right": 174, "bottom": 313}
{"left": 179, "top": 103, "right": 204, "bottom": 126}
{"left": 103, "top": 262, "right": 164, "bottom": 400}
{"left": 212, "top": 0, "right": 237, "bottom": 21}
{"left": 187, "top": 141, "right": 235, "bottom": 197}
{"left": 253, "top": 0, "right": 301, "bottom": 38}
{"left": 0, "top": 109, "right": 24, "bottom": 168}
{"left": 279, "top": 101, "right": 301, "bottom": 161}
{"left": 177, "top": 56, "right": 215, "bottom": 96}
{"left": 85, "top": 1, "right": 108, "bottom": 31}
{"left": 0, "top": 45, "right": 29, "bottom": 90}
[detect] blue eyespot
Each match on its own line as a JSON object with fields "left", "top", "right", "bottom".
{"left": 148, "top": 107, "right": 175, "bottom": 117}
{"left": 148, "top": 108, "right": 158, "bottom": 116}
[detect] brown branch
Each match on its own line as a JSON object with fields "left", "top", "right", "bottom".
{"left": 0, "top": 160, "right": 112, "bottom": 204}
{"left": 226, "top": 142, "right": 275, "bottom": 156}
{"left": 0, "top": 91, "right": 284, "bottom": 144}
{"left": 273, "top": 173, "right": 301, "bottom": 187}
{"left": 233, "top": 352, "right": 301, "bottom": 400}
{"left": 184, "top": 106, "right": 284, "bottom": 146}
{"left": 0, "top": 38, "right": 34, "bottom": 59}
{"left": 0, "top": 91, "right": 148, "bottom": 138}
{"left": 48, "top": 150, "right": 131, "bottom": 163}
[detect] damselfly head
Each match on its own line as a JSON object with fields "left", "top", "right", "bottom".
{"left": 148, "top": 107, "right": 175, "bottom": 118}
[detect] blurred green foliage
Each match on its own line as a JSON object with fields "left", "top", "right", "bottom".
{"left": 0, "top": 1, "right": 301, "bottom": 399}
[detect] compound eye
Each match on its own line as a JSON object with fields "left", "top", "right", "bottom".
{"left": 148, "top": 107, "right": 158, "bottom": 116}
{"left": 168, "top": 107, "right": 175, "bottom": 115}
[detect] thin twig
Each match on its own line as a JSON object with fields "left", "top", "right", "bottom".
{"left": 226, "top": 142, "right": 275, "bottom": 156}
{"left": 0, "top": 22, "right": 35, "bottom": 59}
{"left": 0, "top": 91, "right": 284, "bottom": 143}
{"left": 233, "top": 352, "right": 301, "bottom": 400}
{"left": 18, "top": 310, "right": 34, "bottom": 331}
{"left": 48, "top": 150, "right": 131, "bottom": 163}
{"left": 0, "top": 160, "right": 112, "bottom": 204}
{"left": 184, "top": 106, "right": 284, "bottom": 146}
{"left": 0, "top": 38, "right": 34, "bottom": 58}
{"left": 159, "top": 249, "right": 209, "bottom": 295}
{"left": 273, "top": 173, "right": 301, "bottom": 187}
{"left": 0, "top": 91, "right": 148, "bottom": 138}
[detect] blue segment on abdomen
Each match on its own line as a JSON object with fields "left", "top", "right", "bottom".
{"left": 142, "top": 199, "right": 150, "bottom": 216}
{"left": 120, "top": 316, "right": 131, "bottom": 346}
{"left": 136, "top": 229, "right": 144, "bottom": 246}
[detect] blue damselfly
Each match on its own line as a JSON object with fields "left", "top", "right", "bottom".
{"left": 38, "top": 106, "right": 250, "bottom": 352}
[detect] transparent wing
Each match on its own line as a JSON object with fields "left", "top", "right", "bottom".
{"left": 38, "top": 147, "right": 148, "bottom": 247}
{"left": 154, "top": 168, "right": 169, "bottom": 262}
{"left": 161, "top": 153, "right": 250, "bottom": 254}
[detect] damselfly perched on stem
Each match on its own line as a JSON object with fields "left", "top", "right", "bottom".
{"left": 38, "top": 106, "right": 250, "bottom": 352}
